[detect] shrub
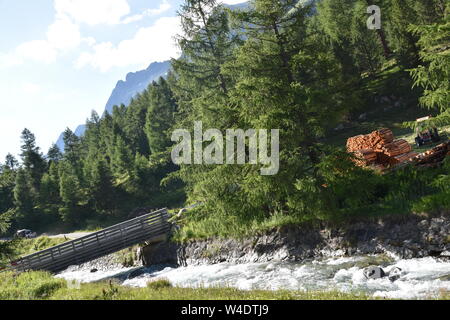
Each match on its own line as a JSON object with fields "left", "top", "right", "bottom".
{"left": 147, "top": 278, "right": 172, "bottom": 290}
{"left": 0, "top": 271, "right": 66, "bottom": 300}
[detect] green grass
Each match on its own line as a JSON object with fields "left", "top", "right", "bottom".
{"left": 0, "top": 236, "right": 69, "bottom": 269}
{"left": 174, "top": 210, "right": 311, "bottom": 242}
{"left": 0, "top": 271, "right": 67, "bottom": 300}
{"left": 0, "top": 271, "right": 448, "bottom": 300}
{"left": 13, "top": 237, "right": 68, "bottom": 257}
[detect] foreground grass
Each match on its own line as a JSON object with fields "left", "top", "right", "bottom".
{"left": 1, "top": 271, "right": 448, "bottom": 300}
{"left": 0, "top": 271, "right": 373, "bottom": 300}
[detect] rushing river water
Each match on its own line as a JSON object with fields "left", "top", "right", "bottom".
{"left": 55, "top": 255, "right": 450, "bottom": 299}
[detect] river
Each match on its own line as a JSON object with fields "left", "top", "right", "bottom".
{"left": 54, "top": 255, "right": 450, "bottom": 299}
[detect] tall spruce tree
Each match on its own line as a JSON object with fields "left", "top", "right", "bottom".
{"left": 47, "top": 144, "right": 63, "bottom": 163}
{"left": 145, "top": 77, "right": 178, "bottom": 154}
{"left": 13, "top": 169, "right": 35, "bottom": 227}
{"left": 0, "top": 210, "right": 16, "bottom": 267}
{"left": 172, "top": 0, "right": 357, "bottom": 219}
{"left": 88, "top": 157, "right": 117, "bottom": 216}
{"left": 384, "top": 0, "right": 421, "bottom": 68}
{"left": 0, "top": 155, "right": 17, "bottom": 217}
{"left": 172, "top": 0, "right": 238, "bottom": 130}
{"left": 317, "top": 0, "right": 385, "bottom": 76}
{"left": 408, "top": 3, "right": 450, "bottom": 127}
{"left": 58, "top": 162, "right": 83, "bottom": 225}
{"left": 19, "top": 129, "right": 47, "bottom": 191}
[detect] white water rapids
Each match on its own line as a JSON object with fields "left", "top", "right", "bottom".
{"left": 55, "top": 255, "right": 450, "bottom": 299}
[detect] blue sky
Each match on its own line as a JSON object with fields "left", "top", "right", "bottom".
{"left": 0, "top": 0, "right": 246, "bottom": 161}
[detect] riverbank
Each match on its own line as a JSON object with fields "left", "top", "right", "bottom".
{"left": 48, "top": 214, "right": 450, "bottom": 300}
{"left": 142, "top": 214, "right": 450, "bottom": 267}
{"left": 3, "top": 214, "right": 449, "bottom": 300}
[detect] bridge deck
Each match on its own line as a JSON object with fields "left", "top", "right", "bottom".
{"left": 9, "top": 208, "right": 171, "bottom": 273}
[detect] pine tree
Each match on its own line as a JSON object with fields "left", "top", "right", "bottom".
{"left": 19, "top": 128, "right": 47, "bottom": 191}
{"left": 39, "top": 162, "right": 61, "bottom": 221}
{"left": 123, "top": 96, "right": 151, "bottom": 157}
{"left": 350, "top": 0, "right": 385, "bottom": 75}
{"left": 171, "top": 0, "right": 238, "bottom": 130}
{"left": 63, "top": 128, "right": 81, "bottom": 166}
{"left": 317, "top": 0, "right": 384, "bottom": 76}
{"left": 384, "top": 0, "right": 421, "bottom": 68}
{"left": 4, "top": 154, "right": 19, "bottom": 170}
{"left": 0, "top": 210, "right": 16, "bottom": 267}
{"left": 13, "top": 169, "right": 35, "bottom": 227}
{"left": 173, "top": 0, "right": 236, "bottom": 95}
{"left": 58, "top": 162, "right": 83, "bottom": 225}
{"left": 145, "top": 77, "right": 178, "bottom": 154}
{"left": 111, "top": 135, "right": 133, "bottom": 178}
{"left": 0, "top": 155, "right": 17, "bottom": 217}
{"left": 47, "top": 144, "right": 63, "bottom": 163}
{"left": 88, "top": 158, "right": 117, "bottom": 216}
{"left": 174, "top": 0, "right": 356, "bottom": 219}
{"left": 409, "top": 3, "right": 450, "bottom": 127}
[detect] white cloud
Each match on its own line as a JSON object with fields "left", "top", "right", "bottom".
{"left": 16, "top": 40, "right": 58, "bottom": 64}
{"left": 147, "top": 0, "right": 172, "bottom": 16}
{"left": 0, "top": 53, "right": 23, "bottom": 68}
{"left": 0, "top": 0, "right": 177, "bottom": 69}
{"left": 76, "top": 16, "right": 181, "bottom": 72}
{"left": 54, "top": 0, "right": 131, "bottom": 25}
{"left": 22, "top": 82, "right": 42, "bottom": 95}
{"left": 0, "top": 15, "right": 81, "bottom": 66}
{"left": 122, "top": 0, "right": 172, "bottom": 24}
{"left": 47, "top": 16, "right": 82, "bottom": 50}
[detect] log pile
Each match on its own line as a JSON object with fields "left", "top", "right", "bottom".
{"left": 390, "top": 151, "right": 419, "bottom": 166}
{"left": 347, "top": 128, "right": 449, "bottom": 171}
{"left": 410, "top": 141, "right": 450, "bottom": 167}
{"left": 381, "top": 139, "right": 412, "bottom": 157}
{"left": 354, "top": 149, "right": 378, "bottom": 166}
{"left": 346, "top": 128, "right": 394, "bottom": 153}
{"left": 347, "top": 128, "right": 417, "bottom": 169}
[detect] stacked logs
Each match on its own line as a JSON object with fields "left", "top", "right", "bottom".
{"left": 409, "top": 141, "right": 450, "bottom": 167}
{"left": 347, "top": 128, "right": 418, "bottom": 168}
{"left": 390, "top": 152, "right": 420, "bottom": 166}
{"left": 381, "top": 139, "right": 412, "bottom": 157}
{"left": 353, "top": 149, "right": 378, "bottom": 166}
{"left": 346, "top": 128, "right": 395, "bottom": 154}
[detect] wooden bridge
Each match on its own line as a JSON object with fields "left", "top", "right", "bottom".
{"left": 8, "top": 208, "right": 171, "bottom": 273}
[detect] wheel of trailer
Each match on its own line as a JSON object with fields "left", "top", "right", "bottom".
{"left": 415, "top": 137, "right": 423, "bottom": 147}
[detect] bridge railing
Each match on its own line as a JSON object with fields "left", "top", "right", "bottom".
{"left": 10, "top": 208, "right": 171, "bottom": 273}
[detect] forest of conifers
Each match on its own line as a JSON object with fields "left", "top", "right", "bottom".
{"left": 0, "top": 0, "right": 448, "bottom": 242}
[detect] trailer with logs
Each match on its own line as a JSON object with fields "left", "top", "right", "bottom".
{"left": 346, "top": 128, "right": 449, "bottom": 173}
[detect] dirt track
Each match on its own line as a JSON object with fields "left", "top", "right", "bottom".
{"left": 45, "top": 232, "right": 92, "bottom": 240}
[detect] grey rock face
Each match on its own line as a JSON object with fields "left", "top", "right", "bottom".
{"left": 104, "top": 61, "right": 171, "bottom": 115}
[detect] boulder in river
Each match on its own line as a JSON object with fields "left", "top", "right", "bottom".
{"left": 363, "top": 266, "right": 386, "bottom": 280}
{"left": 388, "top": 267, "right": 403, "bottom": 282}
